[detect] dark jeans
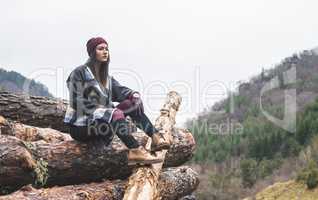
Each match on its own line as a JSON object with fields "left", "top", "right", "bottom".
{"left": 69, "top": 99, "right": 157, "bottom": 148}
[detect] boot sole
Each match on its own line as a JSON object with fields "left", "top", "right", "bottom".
{"left": 128, "top": 159, "right": 163, "bottom": 166}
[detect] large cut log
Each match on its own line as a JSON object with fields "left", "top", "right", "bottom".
{"left": 0, "top": 116, "right": 71, "bottom": 142}
{"left": 0, "top": 166, "right": 199, "bottom": 200}
{"left": 0, "top": 127, "right": 195, "bottom": 190}
{"left": 124, "top": 91, "right": 183, "bottom": 200}
{"left": 0, "top": 115, "right": 135, "bottom": 143}
{"left": 0, "top": 115, "right": 195, "bottom": 168}
{"left": 0, "top": 91, "right": 68, "bottom": 132}
{"left": 179, "top": 194, "right": 197, "bottom": 200}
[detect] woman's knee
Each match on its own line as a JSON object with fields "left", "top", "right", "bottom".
{"left": 116, "top": 99, "right": 133, "bottom": 112}
{"left": 110, "top": 119, "right": 139, "bottom": 148}
{"left": 116, "top": 99, "right": 142, "bottom": 117}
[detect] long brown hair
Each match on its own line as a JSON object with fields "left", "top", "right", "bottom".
{"left": 85, "top": 51, "right": 110, "bottom": 88}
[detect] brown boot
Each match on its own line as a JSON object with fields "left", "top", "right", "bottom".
{"left": 128, "top": 146, "right": 163, "bottom": 165}
{"left": 151, "top": 131, "right": 171, "bottom": 152}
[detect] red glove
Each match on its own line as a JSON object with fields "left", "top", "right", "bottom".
{"left": 128, "top": 92, "right": 144, "bottom": 114}
{"left": 111, "top": 108, "right": 125, "bottom": 122}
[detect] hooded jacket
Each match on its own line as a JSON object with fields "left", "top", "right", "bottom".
{"left": 63, "top": 64, "right": 137, "bottom": 126}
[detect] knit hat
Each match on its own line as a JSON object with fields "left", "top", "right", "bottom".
{"left": 86, "top": 37, "right": 108, "bottom": 57}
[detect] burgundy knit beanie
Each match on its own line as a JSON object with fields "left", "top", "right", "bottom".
{"left": 86, "top": 37, "right": 108, "bottom": 57}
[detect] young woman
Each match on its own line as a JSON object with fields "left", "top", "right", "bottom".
{"left": 64, "top": 37, "right": 170, "bottom": 165}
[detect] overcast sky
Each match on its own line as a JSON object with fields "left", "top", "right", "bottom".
{"left": 1, "top": 0, "right": 318, "bottom": 126}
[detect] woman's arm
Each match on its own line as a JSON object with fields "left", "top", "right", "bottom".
{"left": 111, "top": 76, "right": 138, "bottom": 102}
{"left": 66, "top": 69, "right": 116, "bottom": 124}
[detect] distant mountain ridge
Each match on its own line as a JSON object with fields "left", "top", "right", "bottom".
{"left": 191, "top": 49, "right": 318, "bottom": 128}
{"left": 0, "top": 68, "right": 53, "bottom": 97}
{"left": 186, "top": 48, "right": 318, "bottom": 199}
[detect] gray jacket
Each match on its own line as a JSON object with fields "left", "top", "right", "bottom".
{"left": 64, "top": 64, "right": 137, "bottom": 126}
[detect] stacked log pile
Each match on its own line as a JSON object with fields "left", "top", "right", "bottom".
{"left": 0, "top": 91, "right": 199, "bottom": 200}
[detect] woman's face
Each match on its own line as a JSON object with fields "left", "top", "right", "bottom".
{"left": 95, "top": 43, "right": 109, "bottom": 62}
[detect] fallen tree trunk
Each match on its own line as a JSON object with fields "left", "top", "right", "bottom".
{"left": 0, "top": 166, "right": 199, "bottom": 200}
{"left": 0, "top": 115, "right": 195, "bottom": 167}
{"left": 0, "top": 127, "right": 195, "bottom": 190}
{"left": 179, "top": 195, "right": 197, "bottom": 200}
{"left": 0, "top": 91, "right": 68, "bottom": 132}
{"left": 0, "top": 91, "right": 198, "bottom": 199}
{"left": 124, "top": 91, "right": 183, "bottom": 200}
{"left": 0, "top": 116, "right": 71, "bottom": 142}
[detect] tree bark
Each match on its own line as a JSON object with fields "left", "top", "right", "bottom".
{"left": 0, "top": 116, "right": 195, "bottom": 168}
{"left": 179, "top": 194, "right": 197, "bottom": 200}
{"left": 123, "top": 91, "right": 183, "bottom": 200}
{"left": 0, "top": 166, "right": 199, "bottom": 200}
{"left": 0, "top": 127, "right": 195, "bottom": 190}
{"left": 0, "top": 116, "right": 71, "bottom": 143}
{"left": 0, "top": 91, "right": 68, "bottom": 132}
{"left": 0, "top": 91, "right": 199, "bottom": 199}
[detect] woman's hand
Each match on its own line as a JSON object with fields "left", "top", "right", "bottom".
{"left": 128, "top": 92, "right": 144, "bottom": 114}
{"left": 111, "top": 108, "right": 126, "bottom": 122}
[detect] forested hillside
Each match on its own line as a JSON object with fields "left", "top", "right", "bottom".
{"left": 186, "top": 48, "right": 318, "bottom": 199}
{"left": 0, "top": 68, "right": 52, "bottom": 97}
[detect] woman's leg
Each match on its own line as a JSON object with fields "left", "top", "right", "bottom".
{"left": 108, "top": 112, "right": 163, "bottom": 164}
{"left": 116, "top": 99, "right": 157, "bottom": 137}
{"left": 116, "top": 98, "right": 171, "bottom": 151}
{"left": 87, "top": 118, "right": 140, "bottom": 148}
{"left": 69, "top": 118, "right": 139, "bottom": 148}
{"left": 109, "top": 119, "right": 140, "bottom": 148}
{"left": 70, "top": 110, "right": 162, "bottom": 164}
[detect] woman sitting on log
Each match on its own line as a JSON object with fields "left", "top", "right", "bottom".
{"left": 64, "top": 37, "right": 169, "bottom": 165}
